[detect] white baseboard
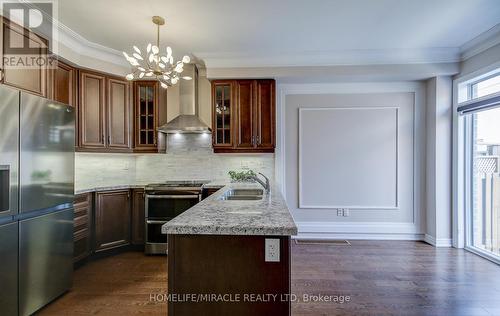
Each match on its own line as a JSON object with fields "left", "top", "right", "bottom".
{"left": 423, "top": 234, "right": 452, "bottom": 247}
{"left": 294, "top": 221, "right": 426, "bottom": 242}
{"left": 293, "top": 233, "right": 425, "bottom": 241}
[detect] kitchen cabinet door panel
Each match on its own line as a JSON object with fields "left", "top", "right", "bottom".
{"left": 95, "top": 190, "right": 131, "bottom": 251}
{"left": 52, "top": 61, "right": 76, "bottom": 106}
{"left": 212, "top": 81, "right": 234, "bottom": 149}
{"left": 131, "top": 189, "right": 145, "bottom": 245}
{"left": 79, "top": 71, "right": 106, "bottom": 148}
{"left": 256, "top": 80, "right": 275, "bottom": 149}
{"left": 107, "top": 78, "right": 131, "bottom": 149}
{"left": 2, "top": 19, "right": 48, "bottom": 97}
{"left": 133, "top": 81, "right": 159, "bottom": 152}
{"left": 235, "top": 80, "right": 255, "bottom": 149}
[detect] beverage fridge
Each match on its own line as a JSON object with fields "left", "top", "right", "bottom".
{"left": 0, "top": 84, "right": 74, "bottom": 315}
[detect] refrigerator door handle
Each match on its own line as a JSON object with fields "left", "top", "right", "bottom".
{"left": 0, "top": 164, "right": 10, "bottom": 213}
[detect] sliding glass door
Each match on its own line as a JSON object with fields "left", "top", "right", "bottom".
{"left": 459, "top": 71, "right": 500, "bottom": 263}
{"left": 469, "top": 107, "right": 500, "bottom": 259}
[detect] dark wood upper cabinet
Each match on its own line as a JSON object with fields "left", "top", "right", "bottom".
{"left": 1, "top": 18, "right": 48, "bottom": 97}
{"left": 107, "top": 77, "right": 131, "bottom": 149}
{"left": 78, "top": 70, "right": 132, "bottom": 152}
{"left": 212, "top": 79, "right": 275, "bottom": 153}
{"left": 94, "top": 190, "right": 131, "bottom": 252}
{"left": 133, "top": 81, "right": 159, "bottom": 152}
{"left": 79, "top": 70, "right": 106, "bottom": 148}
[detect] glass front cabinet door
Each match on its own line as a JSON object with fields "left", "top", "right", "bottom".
{"left": 212, "top": 81, "right": 233, "bottom": 149}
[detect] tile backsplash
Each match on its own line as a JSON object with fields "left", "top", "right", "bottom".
{"left": 75, "top": 134, "right": 275, "bottom": 190}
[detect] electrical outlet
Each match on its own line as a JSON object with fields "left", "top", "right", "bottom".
{"left": 343, "top": 209, "right": 350, "bottom": 217}
{"left": 265, "top": 238, "right": 280, "bottom": 262}
{"left": 337, "top": 209, "right": 343, "bottom": 216}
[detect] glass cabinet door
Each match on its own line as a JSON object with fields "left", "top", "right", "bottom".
{"left": 214, "top": 83, "right": 232, "bottom": 146}
{"left": 136, "top": 83, "right": 156, "bottom": 147}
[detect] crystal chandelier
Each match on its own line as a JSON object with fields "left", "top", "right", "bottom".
{"left": 123, "top": 16, "right": 192, "bottom": 88}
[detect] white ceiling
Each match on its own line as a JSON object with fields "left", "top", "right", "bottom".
{"left": 57, "top": 0, "right": 500, "bottom": 67}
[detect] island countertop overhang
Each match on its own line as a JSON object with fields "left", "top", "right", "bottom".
{"left": 161, "top": 182, "right": 297, "bottom": 236}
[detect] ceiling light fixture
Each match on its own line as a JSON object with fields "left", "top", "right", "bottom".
{"left": 122, "top": 16, "right": 192, "bottom": 89}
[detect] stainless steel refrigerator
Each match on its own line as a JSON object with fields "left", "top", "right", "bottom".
{"left": 0, "top": 85, "right": 74, "bottom": 316}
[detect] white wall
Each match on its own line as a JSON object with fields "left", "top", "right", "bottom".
{"left": 425, "top": 77, "right": 453, "bottom": 247}
{"left": 277, "top": 82, "right": 426, "bottom": 240}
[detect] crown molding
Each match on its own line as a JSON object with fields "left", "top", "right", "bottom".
{"left": 460, "top": 23, "right": 500, "bottom": 61}
{"left": 196, "top": 48, "right": 462, "bottom": 69}
{"left": 56, "top": 21, "right": 130, "bottom": 68}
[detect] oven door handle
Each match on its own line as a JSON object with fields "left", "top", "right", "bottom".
{"left": 145, "top": 195, "right": 200, "bottom": 199}
{"left": 147, "top": 220, "right": 169, "bottom": 224}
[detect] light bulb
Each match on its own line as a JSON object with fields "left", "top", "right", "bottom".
{"left": 152, "top": 45, "right": 159, "bottom": 55}
{"left": 139, "top": 72, "right": 145, "bottom": 79}
{"left": 182, "top": 76, "right": 192, "bottom": 80}
{"left": 133, "top": 53, "right": 143, "bottom": 60}
{"left": 163, "top": 75, "right": 170, "bottom": 80}
{"left": 149, "top": 54, "right": 154, "bottom": 63}
{"left": 125, "top": 73, "right": 134, "bottom": 80}
{"left": 171, "top": 77, "right": 178, "bottom": 84}
{"left": 159, "top": 63, "right": 165, "bottom": 68}
{"left": 145, "top": 72, "right": 153, "bottom": 77}
{"left": 147, "top": 43, "right": 152, "bottom": 53}
{"left": 182, "top": 55, "right": 190, "bottom": 63}
{"left": 123, "top": 52, "right": 130, "bottom": 59}
{"left": 166, "top": 46, "right": 172, "bottom": 56}
{"left": 160, "top": 82, "right": 168, "bottom": 89}
{"left": 161, "top": 56, "right": 168, "bottom": 63}
{"left": 138, "top": 67, "right": 146, "bottom": 72}
{"left": 133, "top": 46, "right": 141, "bottom": 54}
{"left": 169, "top": 56, "right": 173, "bottom": 65}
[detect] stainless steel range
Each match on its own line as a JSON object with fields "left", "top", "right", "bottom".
{"left": 144, "top": 181, "right": 209, "bottom": 255}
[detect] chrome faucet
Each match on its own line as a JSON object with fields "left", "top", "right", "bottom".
{"left": 249, "top": 172, "right": 270, "bottom": 193}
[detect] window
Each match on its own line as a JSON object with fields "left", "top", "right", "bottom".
{"left": 471, "top": 74, "right": 500, "bottom": 99}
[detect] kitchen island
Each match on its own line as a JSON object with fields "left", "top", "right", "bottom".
{"left": 162, "top": 182, "right": 297, "bottom": 316}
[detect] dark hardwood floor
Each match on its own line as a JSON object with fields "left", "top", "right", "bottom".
{"left": 38, "top": 241, "right": 500, "bottom": 316}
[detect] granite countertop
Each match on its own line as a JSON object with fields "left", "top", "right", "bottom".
{"left": 75, "top": 183, "right": 149, "bottom": 194}
{"left": 162, "top": 182, "right": 298, "bottom": 236}
{"left": 75, "top": 180, "right": 224, "bottom": 194}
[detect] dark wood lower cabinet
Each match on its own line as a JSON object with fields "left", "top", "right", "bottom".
{"left": 168, "top": 235, "right": 291, "bottom": 316}
{"left": 73, "top": 193, "right": 92, "bottom": 263}
{"left": 73, "top": 188, "right": 146, "bottom": 265}
{"left": 131, "top": 188, "right": 145, "bottom": 245}
{"left": 94, "top": 190, "right": 131, "bottom": 252}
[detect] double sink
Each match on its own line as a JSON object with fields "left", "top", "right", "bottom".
{"left": 218, "top": 188, "right": 264, "bottom": 201}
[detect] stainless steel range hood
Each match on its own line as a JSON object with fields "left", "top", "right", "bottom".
{"left": 157, "top": 64, "right": 211, "bottom": 134}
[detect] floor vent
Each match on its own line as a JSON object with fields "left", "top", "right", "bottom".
{"left": 294, "top": 239, "right": 351, "bottom": 246}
